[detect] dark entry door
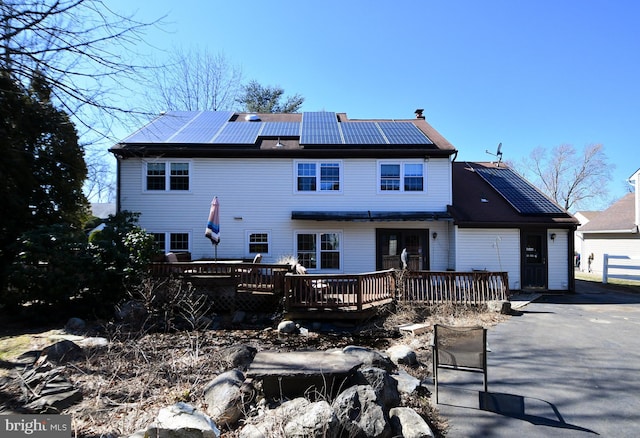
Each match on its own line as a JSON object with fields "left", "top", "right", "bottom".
{"left": 376, "top": 229, "right": 429, "bottom": 271}
{"left": 522, "top": 231, "right": 547, "bottom": 289}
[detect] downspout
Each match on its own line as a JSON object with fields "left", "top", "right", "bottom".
{"left": 115, "top": 156, "right": 122, "bottom": 213}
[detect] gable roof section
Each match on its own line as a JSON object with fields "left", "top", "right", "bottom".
{"left": 578, "top": 193, "right": 637, "bottom": 233}
{"left": 449, "top": 162, "right": 578, "bottom": 228}
{"left": 110, "top": 111, "right": 457, "bottom": 159}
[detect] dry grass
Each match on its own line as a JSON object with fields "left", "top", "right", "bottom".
{"left": 0, "top": 302, "right": 508, "bottom": 437}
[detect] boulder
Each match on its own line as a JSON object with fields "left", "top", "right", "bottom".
{"left": 221, "top": 345, "right": 257, "bottom": 370}
{"left": 391, "top": 369, "right": 422, "bottom": 395}
{"left": 487, "top": 300, "right": 511, "bottom": 314}
{"left": 354, "top": 367, "right": 400, "bottom": 410}
{"left": 340, "top": 346, "right": 396, "bottom": 372}
{"left": 240, "top": 398, "right": 339, "bottom": 438}
{"left": 147, "top": 402, "right": 220, "bottom": 438}
{"left": 277, "top": 320, "right": 297, "bottom": 334}
{"left": 203, "top": 369, "right": 247, "bottom": 426}
{"left": 115, "top": 300, "right": 148, "bottom": 327}
{"left": 64, "top": 317, "right": 86, "bottom": 334}
{"left": 40, "top": 340, "right": 82, "bottom": 364}
{"left": 389, "top": 407, "right": 434, "bottom": 438}
{"left": 386, "top": 344, "right": 418, "bottom": 366}
{"left": 332, "top": 385, "right": 391, "bottom": 438}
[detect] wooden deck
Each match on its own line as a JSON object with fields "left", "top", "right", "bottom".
{"left": 149, "top": 262, "right": 510, "bottom": 317}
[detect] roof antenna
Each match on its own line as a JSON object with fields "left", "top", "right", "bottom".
{"left": 485, "top": 142, "right": 503, "bottom": 166}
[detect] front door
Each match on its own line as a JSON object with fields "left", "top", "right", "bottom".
{"left": 522, "top": 231, "right": 547, "bottom": 289}
{"left": 376, "top": 229, "right": 429, "bottom": 271}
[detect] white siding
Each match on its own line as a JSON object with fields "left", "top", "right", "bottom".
{"left": 119, "top": 156, "right": 452, "bottom": 273}
{"left": 548, "top": 229, "right": 569, "bottom": 290}
{"left": 580, "top": 234, "right": 640, "bottom": 275}
{"left": 455, "top": 228, "right": 522, "bottom": 290}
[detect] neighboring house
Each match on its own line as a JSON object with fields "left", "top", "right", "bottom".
{"left": 91, "top": 202, "right": 116, "bottom": 219}
{"left": 576, "top": 168, "right": 640, "bottom": 275}
{"left": 573, "top": 210, "right": 601, "bottom": 268}
{"left": 109, "top": 110, "right": 578, "bottom": 292}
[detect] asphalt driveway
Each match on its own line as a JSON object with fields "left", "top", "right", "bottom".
{"left": 434, "top": 280, "right": 640, "bottom": 437}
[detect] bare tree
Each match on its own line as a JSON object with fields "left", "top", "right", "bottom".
{"left": 144, "top": 47, "right": 243, "bottom": 112}
{"left": 517, "top": 143, "right": 613, "bottom": 211}
{"left": 1, "top": 0, "right": 164, "bottom": 202}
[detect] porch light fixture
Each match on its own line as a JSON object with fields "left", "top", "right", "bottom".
{"left": 550, "top": 233, "right": 556, "bottom": 241}
{"left": 432, "top": 232, "right": 438, "bottom": 240}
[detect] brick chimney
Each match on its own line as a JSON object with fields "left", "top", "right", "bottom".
{"left": 414, "top": 109, "right": 425, "bottom": 120}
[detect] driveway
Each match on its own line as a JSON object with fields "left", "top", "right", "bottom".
{"left": 434, "top": 280, "right": 640, "bottom": 437}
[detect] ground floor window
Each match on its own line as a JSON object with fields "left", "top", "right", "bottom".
{"left": 151, "top": 232, "right": 190, "bottom": 253}
{"left": 295, "top": 231, "right": 341, "bottom": 271}
{"left": 247, "top": 231, "right": 270, "bottom": 254}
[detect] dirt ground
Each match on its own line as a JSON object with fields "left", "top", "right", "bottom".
{"left": 0, "top": 303, "right": 508, "bottom": 438}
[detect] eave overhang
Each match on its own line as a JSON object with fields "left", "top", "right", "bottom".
{"left": 291, "top": 211, "right": 452, "bottom": 222}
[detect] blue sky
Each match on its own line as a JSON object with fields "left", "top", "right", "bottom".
{"left": 110, "top": 0, "right": 639, "bottom": 208}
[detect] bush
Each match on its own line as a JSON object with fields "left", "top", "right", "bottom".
{"left": 3, "top": 211, "right": 160, "bottom": 318}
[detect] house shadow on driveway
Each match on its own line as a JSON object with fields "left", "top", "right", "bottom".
{"left": 538, "top": 280, "right": 640, "bottom": 305}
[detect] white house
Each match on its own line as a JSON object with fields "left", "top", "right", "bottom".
{"left": 576, "top": 168, "right": 640, "bottom": 276}
{"left": 110, "top": 109, "right": 578, "bottom": 292}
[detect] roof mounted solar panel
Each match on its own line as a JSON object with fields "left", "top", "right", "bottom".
{"left": 300, "top": 112, "right": 343, "bottom": 144}
{"left": 342, "top": 122, "right": 388, "bottom": 144}
{"left": 123, "top": 111, "right": 197, "bottom": 143}
{"left": 474, "top": 166, "right": 566, "bottom": 215}
{"left": 212, "top": 121, "right": 263, "bottom": 144}
{"left": 378, "top": 122, "right": 432, "bottom": 144}
{"left": 260, "top": 122, "right": 301, "bottom": 137}
{"left": 168, "top": 111, "right": 234, "bottom": 143}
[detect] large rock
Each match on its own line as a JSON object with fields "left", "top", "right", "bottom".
{"left": 221, "top": 345, "right": 257, "bottom": 370}
{"left": 40, "top": 340, "right": 82, "bottom": 364}
{"left": 332, "top": 385, "right": 391, "bottom": 438}
{"left": 147, "top": 402, "right": 220, "bottom": 438}
{"left": 389, "top": 407, "right": 434, "bottom": 438}
{"left": 386, "top": 344, "right": 418, "bottom": 366}
{"left": 340, "top": 346, "right": 396, "bottom": 372}
{"left": 354, "top": 367, "right": 400, "bottom": 410}
{"left": 391, "top": 369, "right": 422, "bottom": 395}
{"left": 277, "top": 320, "right": 297, "bottom": 334}
{"left": 240, "top": 398, "right": 339, "bottom": 438}
{"left": 203, "top": 369, "right": 247, "bottom": 426}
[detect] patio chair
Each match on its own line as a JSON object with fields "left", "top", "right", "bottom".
{"left": 432, "top": 324, "right": 488, "bottom": 403}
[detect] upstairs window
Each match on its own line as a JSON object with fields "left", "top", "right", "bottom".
{"left": 296, "top": 161, "right": 341, "bottom": 192}
{"left": 146, "top": 161, "right": 190, "bottom": 191}
{"left": 379, "top": 161, "right": 424, "bottom": 192}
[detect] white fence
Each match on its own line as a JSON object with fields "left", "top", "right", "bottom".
{"left": 603, "top": 254, "right": 640, "bottom": 284}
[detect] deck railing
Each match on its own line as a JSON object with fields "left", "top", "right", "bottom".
{"left": 399, "top": 270, "right": 509, "bottom": 304}
{"left": 150, "top": 262, "right": 509, "bottom": 309}
{"left": 284, "top": 269, "right": 396, "bottom": 311}
{"left": 149, "top": 262, "right": 290, "bottom": 293}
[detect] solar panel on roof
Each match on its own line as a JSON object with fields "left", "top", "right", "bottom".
{"left": 341, "top": 122, "right": 388, "bottom": 144}
{"left": 260, "top": 122, "right": 301, "bottom": 137}
{"left": 212, "top": 121, "right": 263, "bottom": 144}
{"left": 378, "top": 122, "right": 432, "bottom": 144}
{"left": 474, "top": 166, "right": 565, "bottom": 215}
{"left": 168, "top": 111, "right": 234, "bottom": 143}
{"left": 300, "top": 112, "right": 343, "bottom": 144}
{"left": 123, "top": 111, "right": 196, "bottom": 143}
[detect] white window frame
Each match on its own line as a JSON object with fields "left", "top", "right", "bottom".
{"left": 151, "top": 231, "right": 191, "bottom": 253}
{"left": 294, "top": 230, "right": 343, "bottom": 272}
{"left": 143, "top": 160, "right": 192, "bottom": 192}
{"left": 377, "top": 160, "right": 425, "bottom": 193}
{"left": 294, "top": 160, "right": 343, "bottom": 193}
{"left": 246, "top": 231, "right": 271, "bottom": 256}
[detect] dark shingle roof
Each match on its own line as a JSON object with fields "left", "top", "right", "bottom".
{"left": 449, "top": 162, "right": 578, "bottom": 227}
{"left": 578, "top": 193, "right": 637, "bottom": 232}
